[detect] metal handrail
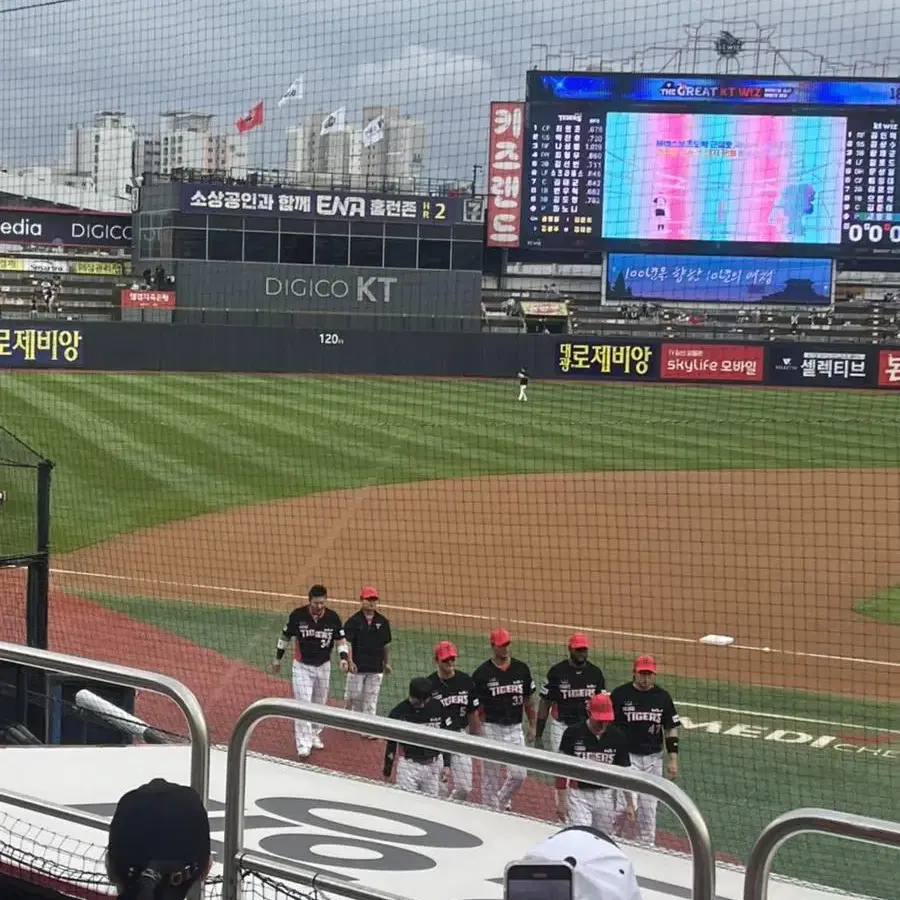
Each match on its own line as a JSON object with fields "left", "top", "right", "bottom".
{"left": 0, "top": 641, "right": 210, "bottom": 803}
{"left": 743, "top": 808, "right": 900, "bottom": 900}
{"left": 222, "top": 699, "right": 715, "bottom": 900}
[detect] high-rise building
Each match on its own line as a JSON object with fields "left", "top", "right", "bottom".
{"left": 140, "top": 112, "right": 248, "bottom": 178}
{"left": 285, "top": 112, "right": 360, "bottom": 185}
{"left": 359, "top": 106, "right": 426, "bottom": 189}
{"left": 64, "top": 111, "right": 136, "bottom": 200}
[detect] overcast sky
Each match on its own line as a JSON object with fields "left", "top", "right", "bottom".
{"left": 1, "top": 0, "right": 898, "bottom": 181}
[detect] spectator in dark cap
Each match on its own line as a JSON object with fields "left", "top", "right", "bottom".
{"left": 106, "top": 778, "right": 211, "bottom": 900}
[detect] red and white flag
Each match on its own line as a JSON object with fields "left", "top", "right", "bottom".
{"left": 235, "top": 101, "right": 264, "bottom": 134}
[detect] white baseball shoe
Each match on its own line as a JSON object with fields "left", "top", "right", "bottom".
{"left": 297, "top": 747, "right": 311, "bottom": 758}
{"left": 312, "top": 736, "right": 325, "bottom": 750}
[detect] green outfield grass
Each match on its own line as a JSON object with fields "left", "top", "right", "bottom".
{"left": 2, "top": 372, "right": 900, "bottom": 552}
{"left": 2, "top": 371, "right": 899, "bottom": 897}
{"left": 856, "top": 588, "right": 900, "bottom": 625}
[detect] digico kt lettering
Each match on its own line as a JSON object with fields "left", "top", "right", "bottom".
{"left": 357, "top": 276, "right": 397, "bottom": 303}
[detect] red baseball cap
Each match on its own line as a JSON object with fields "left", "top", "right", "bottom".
{"left": 434, "top": 640, "right": 458, "bottom": 662}
{"left": 634, "top": 654, "right": 657, "bottom": 673}
{"left": 360, "top": 586, "right": 379, "bottom": 600}
{"left": 588, "top": 693, "right": 614, "bottom": 722}
{"left": 568, "top": 633, "right": 590, "bottom": 650}
{"left": 490, "top": 627, "right": 512, "bottom": 647}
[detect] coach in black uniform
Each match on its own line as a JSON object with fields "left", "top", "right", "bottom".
{"left": 517, "top": 367, "right": 529, "bottom": 402}
{"left": 269, "top": 584, "right": 349, "bottom": 758}
{"left": 536, "top": 632, "right": 606, "bottom": 752}
{"left": 557, "top": 693, "right": 635, "bottom": 831}
{"left": 427, "top": 640, "right": 480, "bottom": 801}
{"left": 343, "top": 586, "right": 392, "bottom": 725}
{"left": 611, "top": 654, "right": 680, "bottom": 845}
{"left": 473, "top": 627, "right": 536, "bottom": 811}
{"left": 383, "top": 678, "right": 447, "bottom": 796}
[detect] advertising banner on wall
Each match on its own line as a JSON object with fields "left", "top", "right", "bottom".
{"left": 0, "top": 324, "right": 84, "bottom": 367}
{"left": 23, "top": 258, "right": 69, "bottom": 274}
{"left": 877, "top": 350, "right": 900, "bottom": 388}
{"left": 74, "top": 260, "right": 126, "bottom": 275}
{"left": 606, "top": 254, "right": 833, "bottom": 305}
{"left": 121, "top": 290, "right": 176, "bottom": 309}
{"left": 180, "top": 185, "right": 482, "bottom": 226}
{"left": 556, "top": 338, "right": 660, "bottom": 379}
{"left": 0, "top": 209, "right": 132, "bottom": 249}
{"left": 486, "top": 102, "right": 525, "bottom": 247}
{"left": 767, "top": 343, "right": 876, "bottom": 387}
{"left": 661, "top": 342, "right": 764, "bottom": 382}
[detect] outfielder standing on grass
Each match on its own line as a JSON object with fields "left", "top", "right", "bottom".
{"left": 536, "top": 633, "right": 606, "bottom": 752}
{"left": 343, "top": 586, "right": 392, "bottom": 729}
{"left": 611, "top": 655, "right": 680, "bottom": 846}
{"left": 427, "top": 640, "right": 480, "bottom": 801}
{"left": 472, "top": 627, "right": 536, "bottom": 811}
{"left": 269, "top": 584, "right": 350, "bottom": 759}
{"left": 383, "top": 678, "right": 447, "bottom": 797}
{"left": 556, "top": 693, "right": 635, "bottom": 832}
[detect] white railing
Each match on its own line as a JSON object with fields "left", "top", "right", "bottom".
{"left": 220, "top": 699, "right": 716, "bottom": 900}
{"left": 742, "top": 808, "right": 900, "bottom": 900}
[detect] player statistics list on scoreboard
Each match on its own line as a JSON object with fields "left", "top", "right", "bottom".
{"left": 842, "top": 114, "right": 900, "bottom": 253}
{"left": 522, "top": 105, "right": 605, "bottom": 249}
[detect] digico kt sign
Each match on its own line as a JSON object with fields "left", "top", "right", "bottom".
{"left": 265, "top": 276, "right": 399, "bottom": 303}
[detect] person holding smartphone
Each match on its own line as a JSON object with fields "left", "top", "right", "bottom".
{"left": 556, "top": 693, "right": 635, "bottom": 832}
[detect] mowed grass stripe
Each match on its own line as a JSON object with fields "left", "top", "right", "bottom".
{"left": 108, "top": 376, "right": 312, "bottom": 485}
{"left": 36, "top": 375, "right": 255, "bottom": 505}
{"left": 183, "top": 375, "right": 443, "bottom": 487}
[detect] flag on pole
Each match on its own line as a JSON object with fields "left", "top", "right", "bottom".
{"left": 235, "top": 101, "right": 264, "bottom": 134}
{"left": 362, "top": 114, "right": 385, "bottom": 147}
{"left": 320, "top": 107, "right": 347, "bottom": 136}
{"left": 277, "top": 76, "right": 304, "bottom": 108}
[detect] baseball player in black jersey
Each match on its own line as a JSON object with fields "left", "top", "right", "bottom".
{"left": 517, "top": 367, "right": 529, "bottom": 402}
{"left": 611, "top": 655, "right": 681, "bottom": 845}
{"left": 557, "top": 693, "right": 636, "bottom": 832}
{"left": 472, "top": 627, "right": 536, "bottom": 811}
{"left": 269, "top": 584, "right": 349, "bottom": 758}
{"left": 343, "top": 586, "right": 392, "bottom": 725}
{"left": 536, "top": 633, "right": 606, "bottom": 752}
{"left": 383, "top": 678, "right": 447, "bottom": 797}
{"left": 427, "top": 640, "right": 480, "bottom": 801}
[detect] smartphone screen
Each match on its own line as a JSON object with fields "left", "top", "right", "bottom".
{"left": 504, "top": 862, "right": 573, "bottom": 900}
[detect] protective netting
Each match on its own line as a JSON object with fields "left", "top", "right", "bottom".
{"left": 0, "top": 427, "right": 45, "bottom": 563}
{"left": 2, "top": 0, "right": 900, "bottom": 895}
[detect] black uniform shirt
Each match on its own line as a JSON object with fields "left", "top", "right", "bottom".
{"left": 610, "top": 682, "right": 680, "bottom": 756}
{"left": 343, "top": 610, "right": 392, "bottom": 673}
{"left": 383, "top": 699, "right": 445, "bottom": 770}
{"left": 559, "top": 721, "right": 630, "bottom": 790}
{"left": 426, "top": 671, "right": 479, "bottom": 731}
{"left": 540, "top": 660, "right": 606, "bottom": 725}
{"left": 280, "top": 606, "right": 344, "bottom": 667}
{"left": 518, "top": 370, "right": 529, "bottom": 385}
{"left": 472, "top": 658, "right": 535, "bottom": 726}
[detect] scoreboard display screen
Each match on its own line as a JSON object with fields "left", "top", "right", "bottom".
{"left": 521, "top": 72, "right": 900, "bottom": 257}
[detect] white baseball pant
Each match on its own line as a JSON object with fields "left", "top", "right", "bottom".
{"left": 630, "top": 752, "right": 663, "bottom": 844}
{"left": 547, "top": 717, "right": 567, "bottom": 752}
{"left": 518, "top": 385, "right": 528, "bottom": 401}
{"left": 481, "top": 721, "right": 526, "bottom": 810}
{"left": 439, "top": 752, "right": 474, "bottom": 801}
{"left": 291, "top": 661, "right": 331, "bottom": 753}
{"left": 395, "top": 756, "right": 442, "bottom": 796}
{"left": 567, "top": 787, "right": 617, "bottom": 832}
{"left": 344, "top": 672, "right": 383, "bottom": 715}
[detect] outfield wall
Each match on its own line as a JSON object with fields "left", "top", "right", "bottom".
{"left": 2, "top": 321, "right": 900, "bottom": 387}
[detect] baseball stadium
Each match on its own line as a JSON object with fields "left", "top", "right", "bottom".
{"left": 1, "top": 2, "right": 900, "bottom": 900}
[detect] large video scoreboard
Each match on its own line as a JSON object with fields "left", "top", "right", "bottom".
{"left": 522, "top": 72, "right": 900, "bottom": 258}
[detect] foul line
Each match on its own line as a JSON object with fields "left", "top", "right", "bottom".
{"left": 50, "top": 567, "right": 900, "bottom": 671}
